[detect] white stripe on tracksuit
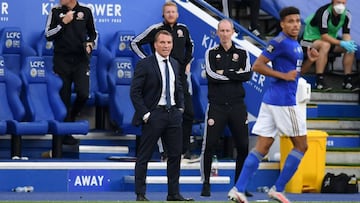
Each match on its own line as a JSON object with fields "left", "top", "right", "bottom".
{"left": 45, "top": 6, "right": 62, "bottom": 38}
{"left": 200, "top": 104, "right": 210, "bottom": 182}
{"left": 130, "top": 22, "right": 163, "bottom": 59}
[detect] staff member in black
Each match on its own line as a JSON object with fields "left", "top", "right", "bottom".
{"left": 131, "top": 2, "right": 195, "bottom": 161}
{"left": 45, "top": 0, "right": 96, "bottom": 145}
{"left": 200, "top": 19, "right": 251, "bottom": 197}
{"left": 130, "top": 30, "right": 193, "bottom": 202}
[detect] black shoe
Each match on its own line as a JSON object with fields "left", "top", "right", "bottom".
{"left": 62, "top": 135, "right": 79, "bottom": 145}
{"left": 316, "top": 77, "right": 332, "bottom": 91}
{"left": 342, "top": 77, "right": 360, "bottom": 92}
{"left": 167, "top": 194, "right": 194, "bottom": 201}
{"left": 136, "top": 194, "right": 149, "bottom": 201}
{"left": 245, "top": 190, "right": 253, "bottom": 197}
{"left": 200, "top": 182, "right": 211, "bottom": 197}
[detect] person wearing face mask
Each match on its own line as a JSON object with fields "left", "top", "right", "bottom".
{"left": 302, "top": 0, "right": 358, "bottom": 92}
{"left": 131, "top": 2, "right": 195, "bottom": 162}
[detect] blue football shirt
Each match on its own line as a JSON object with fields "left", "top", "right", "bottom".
{"left": 261, "top": 32, "right": 304, "bottom": 106}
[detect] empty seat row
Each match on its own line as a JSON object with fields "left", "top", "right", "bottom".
{"left": 0, "top": 56, "right": 88, "bottom": 158}
{"left": 0, "top": 27, "right": 222, "bottom": 138}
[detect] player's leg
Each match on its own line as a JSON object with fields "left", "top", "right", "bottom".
{"left": 311, "top": 40, "right": 332, "bottom": 90}
{"left": 268, "top": 105, "right": 307, "bottom": 203}
{"left": 229, "top": 103, "right": 276, "bottom": 203}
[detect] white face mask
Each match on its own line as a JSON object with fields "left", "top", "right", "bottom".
{"left": 333, "top": 3, "right": 346, "bottom": 14}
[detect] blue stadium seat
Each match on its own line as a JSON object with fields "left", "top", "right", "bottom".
{"left": 107, "top": 57, "right": 140, "bottom": 135}
{"left": 191, "top": 58, "right": 208, "bottom": 122}
{"left": 96, "top": 30, "right": 136, "bottom": 107}
{"left": 0, "top": 27, "right": 36, "bottom": 74}
{"left": 0, "top": 56, "right": 48, "bottom": 158}
{"left": 36, "top": 32, "right": 54, "bottom": 71}
{"left": 20, "top": 56, "right": 89, "bottom": 158}
{"left": 191, "top": 59, "right": 208, "bottom": 136}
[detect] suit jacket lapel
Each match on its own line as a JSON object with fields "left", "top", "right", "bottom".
{"left": 151, "top": 55, "right": 162, "bottom": 86}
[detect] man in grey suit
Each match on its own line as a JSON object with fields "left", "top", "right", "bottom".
{"left": 130, "top": 30, "right": 193, "bottom": 201}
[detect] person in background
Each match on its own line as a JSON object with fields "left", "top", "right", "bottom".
{"left": 228, "top": 6, "right": 319, "bottom": 203}
{"left": 130, "top": 30, "right": 193, "bottom": 202}
{"left": 223, "top": 0, "right": 263, "bottom": 39}
{"left": 200, "top": 19, "right": 251, "bottom": 197}
{"left": 131, "top": 2, "right": 196, "bottom": 162}
{"left": 302, "top": 0, "right": 358, "bottom": 91}
{"left": 45, "top": 0, "right": 96, "bottom": 145}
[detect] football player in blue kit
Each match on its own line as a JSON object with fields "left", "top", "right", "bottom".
{"left": 228, "top": 7, "right": 319, "bottom": 203}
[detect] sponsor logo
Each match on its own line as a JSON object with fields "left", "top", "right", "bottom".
{"left": 118, "top": 35, "right": 134, "bottom": 51}
{"left": 5, "top": 31, "right": 21, "bottom": 49}
{"left": 117, "top": 62, "right": 132, "bottom": 79}
{"left": 0, "top": 2, "right": 9, "bottom": 22}
{"left": 42, "top": 1, "right": 122, "bottom": 24}
{"left": 30, "top": 61, "right": 46, "bottom": 78}
{"left": 201, "top": 34, "right": 218, "bottom": 49}
{"left": 246, "top": 72, "right": 266, "bottom": 93}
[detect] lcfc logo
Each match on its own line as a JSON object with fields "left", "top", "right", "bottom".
{"left": 5, "top": 39, "right": 12, "bottom": 48}
{"left": 45, "top": 41, "right": 53, "bottom": 50}
{"left": 30, "top": 61, "right": 45, "bottom": 68}
{"left": 119, "top": 42, "right": 126, "bottom": 51}
{"left": 30, "top": 68, "right": 37, "bottom": 77}
{"left": 117, "top": 69, "right": 124, "bottom": 79}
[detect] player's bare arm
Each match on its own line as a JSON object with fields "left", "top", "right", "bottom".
{"left": 253, "top": 54, "right": 297, "bottom": 81}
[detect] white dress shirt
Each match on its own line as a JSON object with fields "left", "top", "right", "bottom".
{"left": 155, "top": 52, "right": 176, "bottom": 106}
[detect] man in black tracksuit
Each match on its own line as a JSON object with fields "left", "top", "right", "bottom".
{"left": 131, "top": 2, "right": 195, "bottom": 160}
{"left": 200, "top": 19, "right": 251, "bottom": 197}
{"left": 45, "top": 0, "right": 96, "bottom": 145}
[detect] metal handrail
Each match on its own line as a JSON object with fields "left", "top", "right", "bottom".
{"left": 189, "top": 0, "right": 267, "bottom": 47}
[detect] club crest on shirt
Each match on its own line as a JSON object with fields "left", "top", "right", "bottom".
{"left": 266, "top": 45, "right": 275, "bottom": 53}
{"left": 177, "top": 29, "right": 184, "bottom": 38}
{"left": 215, "top": 54, "right": 221, "bottom": 59}
{"left": 76, "top": 12, "right": 84, "bottom": 20}
{"left": 232, "top": 53, "right": 239, "bottom": 62}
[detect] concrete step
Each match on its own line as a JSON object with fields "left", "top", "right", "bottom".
{"left": 311, "top": 91, "right": 358, "bottom": 104}
{"left": 124, "top": 176, "right": 230, "bottom": 184}
{"left": 326, "top": 148, "right": 360, "bottom": 165}
{"left": 326, "top": 131, "right": 360, "bottom": 148}
{"left": 307, "top": 103, "right": 360, "bottom": 118}
{"left": 307, "top": 119, "right": 360, "bottom": 131}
